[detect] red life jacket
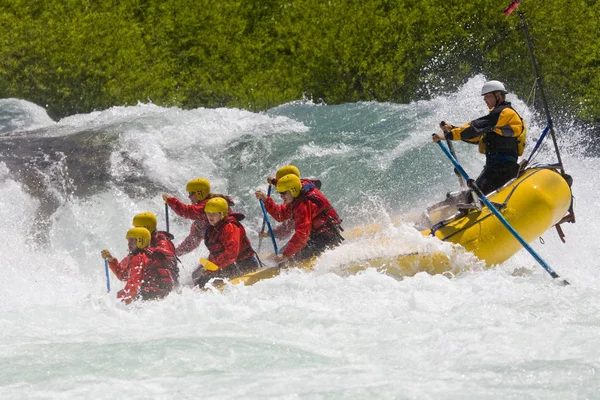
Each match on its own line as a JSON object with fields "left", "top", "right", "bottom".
{"left": 117, "top": 248, "right": 175, "bottom": 302}
{"left": 204, "top": 213, "right": 255, "bottom": 268}
{"left": 301, "top": 178, "right": 322, "bottom": 190}
{"left": 148, "top": 231, "right": 179, "bottom": 283}
{"left": 272, "top": 177, "right": 322, "bottom": 190}
{"left": 135, "top": 248, "right": 176, "bottom": 298}
{"left": 170, "top": 194, "right": 235, "bottom": 255}
{"left": 294, "top": 184, "right": 342, "bottom": 236}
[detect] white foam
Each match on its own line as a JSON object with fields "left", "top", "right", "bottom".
{"left": 0, "top": 77, "right": 598, "bottom": 398}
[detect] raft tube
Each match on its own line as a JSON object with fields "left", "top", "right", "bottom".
{"left": 425, "top": 167, "right": 572, "bottom": 266}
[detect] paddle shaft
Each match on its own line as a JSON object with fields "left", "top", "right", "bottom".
{"left": 259, "top": 199, "right": 279, "bottom": 256}
{"left": 436, "top": 140, "right": 569, "bottom": 285}
{"left": 446, "top": 139, "right": 466, "bottom": 188}
{"left": 258, "top": 185, "right": 272, "bottom": 251}
{"left": 104, "top": 258, "right": 111, "bottom": 293}
{"left": 164, "top": 203, "right": 170, "bottom": 233}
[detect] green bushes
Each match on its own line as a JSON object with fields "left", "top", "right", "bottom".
{"left": 0, "top": 0, "right": 597, "bottom": 123}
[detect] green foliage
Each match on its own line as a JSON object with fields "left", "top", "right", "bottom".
{"left": 0, "top": 0, "right": 598, "bottom": 123}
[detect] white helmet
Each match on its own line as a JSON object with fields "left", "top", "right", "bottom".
{"left": 481, "top": 80, "right": 507, "bottom": 95}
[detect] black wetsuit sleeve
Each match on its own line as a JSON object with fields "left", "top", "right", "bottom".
{"left": 458, "top": 107, "right": 502, "bottom": 140}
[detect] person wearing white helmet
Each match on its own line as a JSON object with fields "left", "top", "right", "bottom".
{"left": 432, "top": 80, "right": 527, "bottom": 197}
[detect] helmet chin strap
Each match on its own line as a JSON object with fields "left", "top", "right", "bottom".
{"left": 492, "top": 92, "right": 503, "bottom": 107}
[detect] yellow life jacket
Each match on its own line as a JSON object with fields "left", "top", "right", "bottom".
{"left": 477, "top": 107, "right": 526, "bottom": 157}
{"left": 478, "top": 127, "right": 526, "bottom": 156}
{"left": 517, "top": 125, "right": 527, "bottom": 156}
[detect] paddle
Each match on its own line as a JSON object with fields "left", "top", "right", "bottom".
{"left": 446, "top": 140, "right": 466, "bottom": 189}
{"left": 259, "top": 198, "right": 283, "bottom": 268}
{"left": 440, "top": 122, "right": 466, "bottom": 189}
{"left": 435, "top": 138, "right": 569, "bottom": 285}
{"left": 164, "top": 202, "right": 170, "bottom": 233}
{"left": 258, "top": 184, "right": 272, "bottom": 251}
{"left": 104, "top": 258, "right": 111, "bottom": 293}
{"left": 259, "top": 199, "right": 278, "bottom": 255}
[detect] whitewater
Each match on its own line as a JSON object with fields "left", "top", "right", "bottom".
{"left": 1, "top": 76, "right": 599, "bottom": 399}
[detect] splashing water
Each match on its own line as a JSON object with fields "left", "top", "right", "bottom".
{"left": 1, "top": 76, "right": 599, "bottom": 399}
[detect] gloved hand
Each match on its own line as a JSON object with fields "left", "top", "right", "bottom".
{"left": 274, "top": 254, "right": 289, "bottom": 264}
{"left": 432, "top": 133, "right": 445, "bottom": 143}
{"left": 191, "top": 265, "right": 205, "bottom": 284}
{"left": 117, "top": 289, "right": 133, "bottom": 304}
{"left": 255, "top": 190, "right": 267, "bottom": 201}
{"left": 100, "top": 249, "right": 114, "bottom": 262}
{"left": 199, "top": 257, "right": 219, "bottom": 271}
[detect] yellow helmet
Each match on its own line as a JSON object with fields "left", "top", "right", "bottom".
{"left": 186, "top": 178, "right": 211, "bottom": 200}
{"left": 126, "top": 227, "right": 151, "bottom": 249}
{"left": 277, "top": 174, "right": 302, "bottom": 197}
{"left": 276, "top": 165, "right": 300, "bottom": 180}
{"left": 132, "top": 212, "right": 157, "bottom": 232}
{"left": 205, "top": 197, "right": 229, "bottom": 216}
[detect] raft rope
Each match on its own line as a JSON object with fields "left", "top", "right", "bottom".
{"left": 505, "top": 1, "right": 566, "bottom": 175}
{"left": 526, "top": 79, "right": 537, "bottom": 109}
{"left": 436, "top": 140, "right": 569, "bottom": 285}
{"left": 430, "top": 169, "right": 546, "bottom": 239}
{"left": 526, "top": 123, "right": 551, "bottom": 165}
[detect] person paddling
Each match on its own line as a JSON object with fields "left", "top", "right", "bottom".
{"left": 162, "top": 178, "right": 233, "bottom": 257}
{"left": 191, "top": 197, "right": 259, "bottom": 288}
{"left": 101, "top": 227, "right": 176, "bottom": 304}
{"left": 267, "top": 165, "right": 322, "bottom": 190}
{"left": 132, "top": 212, "right": 179, "bottom": 283}
{"left": 262, "top": 165, "right": 323, "bottom": 241}
{"left": 432, "top": 80, "right": 527, "bottom": 197}
{"left": 255, "top": 173, "right": 343, "bottom": 264}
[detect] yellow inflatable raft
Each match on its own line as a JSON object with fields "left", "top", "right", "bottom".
{"left": 340, "top": 166, "right": 572, "bottom": 277}
{"left": 424, "top": 167, "right": 572, "bottom": 265}
{"left": 214, "top": 167, "right": 572, "bottom": 289}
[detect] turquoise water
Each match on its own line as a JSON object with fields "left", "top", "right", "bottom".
{"left": 1, "top": 76, "right": 600, "bottom": 399}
